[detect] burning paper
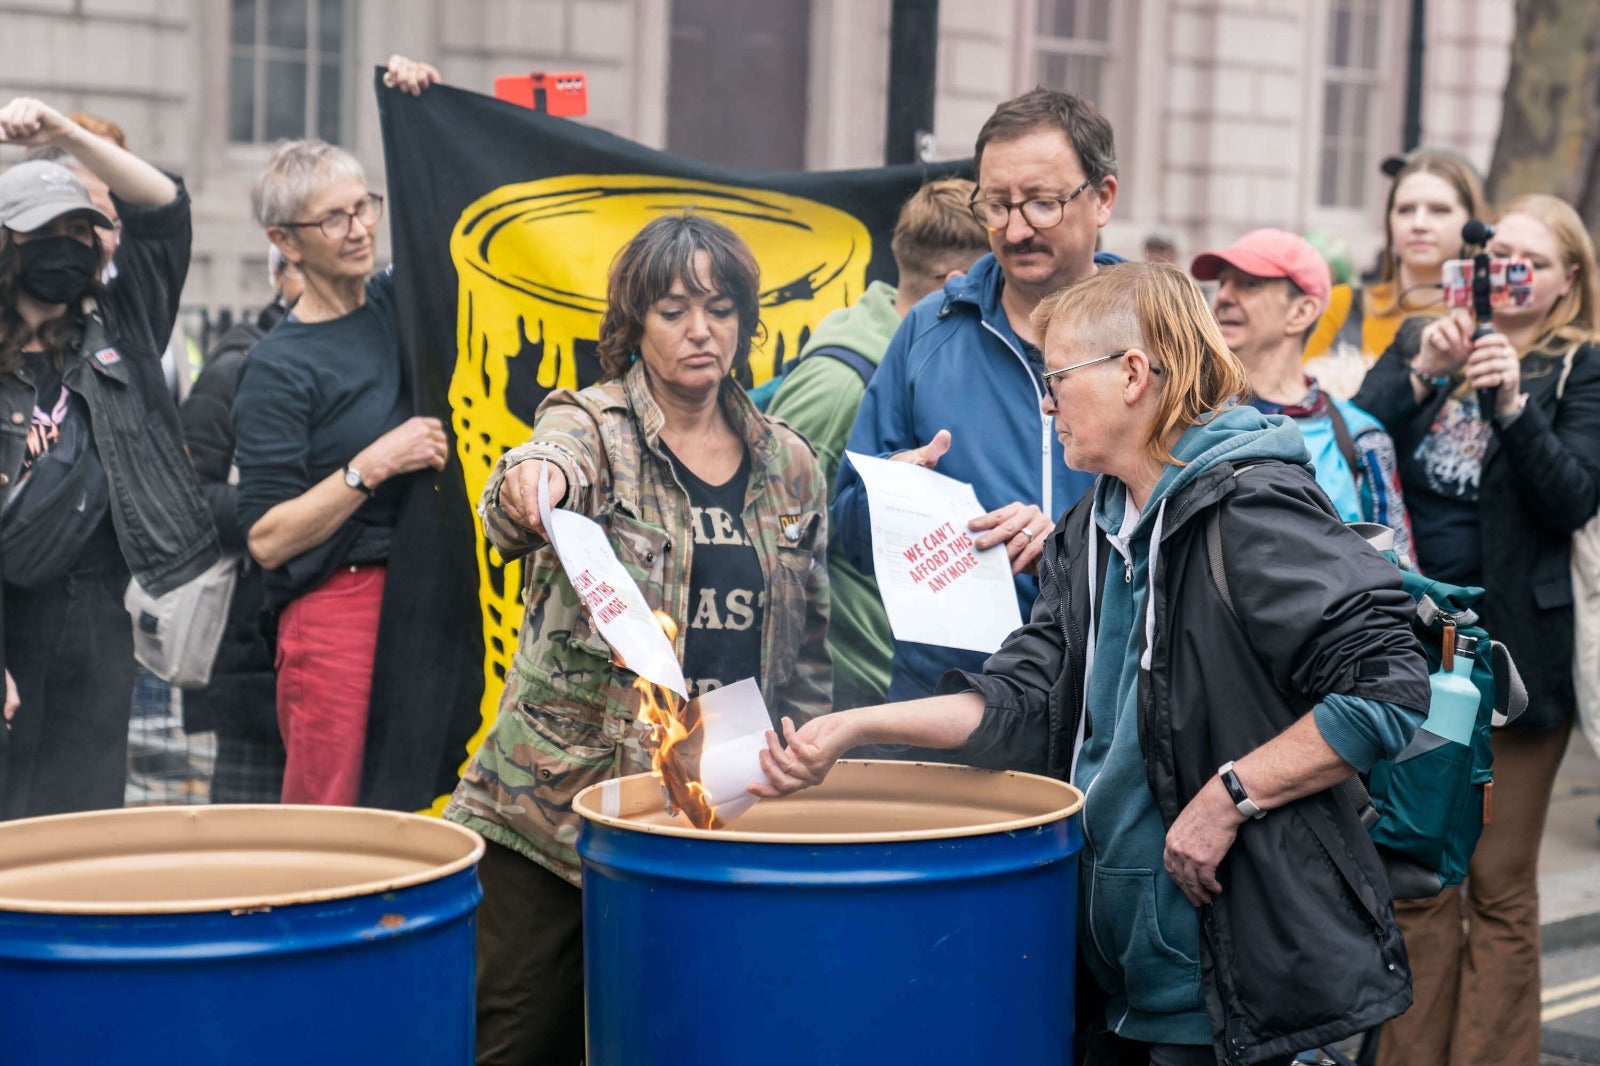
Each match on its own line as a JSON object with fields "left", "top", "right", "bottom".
{"left": 844, "top": 451, "right": 1022, "bottom": 654}
{"left": 537, "top": 464, "right": 687, "bottom": 697}
{"left": 632, "top": 639, "right": 771, "bottom": 828}
{"left": 689, "top": 678, "right": 775, "bottom": 824}
{"left": 533, "top": 466, "right": 769, "bottom": 828}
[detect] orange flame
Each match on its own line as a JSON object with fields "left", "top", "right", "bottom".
{"left": 631, "top": 612, "right": 723, "bottom": 830}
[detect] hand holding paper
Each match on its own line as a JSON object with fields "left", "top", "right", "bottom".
{"left": 689, "top": 678, "right": 779, "bottom": 824}
{"left": 845, "top": 451, "right": 1023, "bottom": 654}
{"left": 536, "top": 463, "right": 687, "bottom": 697}
{"left": 531, "top": 466, "right": 775, "bottom": 828}
{"left": 498, "top": 458, "right": 565, "bottom": 536}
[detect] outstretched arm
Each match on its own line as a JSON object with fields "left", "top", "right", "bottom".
{"left": 749, "top": 693, "right": 986, "bottom": 797}
{"left": 0, "top": 98, "right": 176, "bottom": 206}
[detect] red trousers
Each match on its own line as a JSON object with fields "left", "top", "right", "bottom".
{"left": 275, "top": 564, "right": 386, "bottom": 805}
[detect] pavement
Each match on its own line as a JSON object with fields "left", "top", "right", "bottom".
{"left": 1540, "top": 728, "right": 1600, "bottom": 1062}
{"left": 1540, "top": 727, "right": 1600, "bottom": 949}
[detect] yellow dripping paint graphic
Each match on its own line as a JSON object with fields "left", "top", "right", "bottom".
{"left": 431, "top": 174, "right": 874, "bottom": 805}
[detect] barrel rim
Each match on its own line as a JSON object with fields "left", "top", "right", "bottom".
{"left": 0, "top": 805, "right": 486, "bottom": 916}
{"left": 573, "top": 760, "right": 1083, "bottom": 844}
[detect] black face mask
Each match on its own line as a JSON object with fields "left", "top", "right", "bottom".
{"left": 16, "top": 235, "right": 100, "bottom": 305}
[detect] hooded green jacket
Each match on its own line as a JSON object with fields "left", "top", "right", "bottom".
{"left": 766, "top": 280, "right": 901, "bottom": 707}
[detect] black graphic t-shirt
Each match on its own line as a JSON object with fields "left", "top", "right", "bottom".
{"left": 663, "top": 443, "right": 764, "bottom": 698}
{"left": 1402, "top": 391, "right": 1491, "bottom": 586}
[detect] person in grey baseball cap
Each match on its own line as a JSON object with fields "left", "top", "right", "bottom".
{"left": 0, "top": 96, "right": 217, "bottom": 821}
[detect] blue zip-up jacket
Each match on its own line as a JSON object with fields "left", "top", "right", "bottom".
{"left": 831, "top": 252, "right": 1115, "bottom": 699}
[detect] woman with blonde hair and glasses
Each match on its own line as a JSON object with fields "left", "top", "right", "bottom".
{"left": 756, "top": 262, "right": 1431, "bottom": 1065}
{"left": 1354, "top": 193, "right": 1600, "bottom": 1066}
{"left": 232, "top": 56, "right": 454, "bottom": 807}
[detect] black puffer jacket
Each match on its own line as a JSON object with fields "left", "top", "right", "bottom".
{"left": 1355, "top": 320, "right": 1600, "bottom": 730}
{"left": 942, "top": 458, "right": 1431, "bottom": 1065}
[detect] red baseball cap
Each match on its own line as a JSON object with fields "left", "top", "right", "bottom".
{"left": 1190, "top": 228, "right": 1332, "bottom": 308}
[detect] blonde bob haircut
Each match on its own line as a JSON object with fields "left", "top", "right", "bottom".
{"left": 1496, "top": 193, "right": 1600, "bottom": 351}
{"left": 1032, "top": 261, "right": 1249, "bottom": 470}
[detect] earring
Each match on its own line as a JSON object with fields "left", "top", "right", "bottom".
{"left": 629, "top": 350, "right": 640, "bottom": 363}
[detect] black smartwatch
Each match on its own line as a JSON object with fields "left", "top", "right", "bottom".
{"left": 1218, "top": 761, "right": 1265, "bottom": 820}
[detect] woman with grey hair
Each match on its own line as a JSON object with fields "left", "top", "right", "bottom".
{"left": 232, "top": 55, "right": 449, "bottom": 806}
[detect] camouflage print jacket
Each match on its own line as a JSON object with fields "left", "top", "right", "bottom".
{"left": 445, "top": 364, "right": 832, "bottom": 884}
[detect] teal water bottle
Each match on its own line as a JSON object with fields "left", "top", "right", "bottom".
{"left": 1420, "top": 624, "right": 1479, "bottom": 746}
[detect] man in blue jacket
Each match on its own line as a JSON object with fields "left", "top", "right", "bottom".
{"left": 832, "top": 87, "right": 1119, "bottom": 701}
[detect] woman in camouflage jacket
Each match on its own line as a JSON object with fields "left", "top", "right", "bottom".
{"left": 446, "top": 213, "right": 831, "bottom": 1064}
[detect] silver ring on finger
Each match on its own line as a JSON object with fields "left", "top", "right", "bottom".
{"left": 1019, "top": 527, "right": 1034, "bottom": 543}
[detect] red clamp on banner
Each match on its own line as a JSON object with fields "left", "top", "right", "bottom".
{"left": 493, "top": 71, "right": 589, "bottom": 116}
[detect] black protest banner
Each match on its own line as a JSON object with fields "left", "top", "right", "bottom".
{"left": 376, "top": 73, "right": 968, "bottom": 778}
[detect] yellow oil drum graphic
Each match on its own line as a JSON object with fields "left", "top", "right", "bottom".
{"left": 446, "top": 175, "right": 873, "bottom": 761}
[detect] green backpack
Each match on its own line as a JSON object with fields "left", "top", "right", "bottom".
{"left": 1205, "top": 514, "right": 1527, "bottom": 900}
{"left": 1359, "top": 543, "right": 1527, "bottom": 897}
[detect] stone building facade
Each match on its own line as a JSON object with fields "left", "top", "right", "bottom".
{"left": 0, "top": 0, "right": 1514, "bottom": 329}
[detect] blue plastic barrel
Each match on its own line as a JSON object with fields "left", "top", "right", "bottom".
{"left": 575, "top": 760, "right": 1083, "bottom": 1066}
{"left": 0, "top": 805, "right": 483, "bottom": 1064}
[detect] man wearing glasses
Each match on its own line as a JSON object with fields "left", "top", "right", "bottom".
{"left": 831, "top": 88, "right": 1121, "bottom": 707}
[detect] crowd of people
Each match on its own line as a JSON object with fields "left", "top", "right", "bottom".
{"left": 0, "top": 53, "right": 1597, "bottom": 1066}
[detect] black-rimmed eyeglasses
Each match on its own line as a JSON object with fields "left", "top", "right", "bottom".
{"left": 278, "top": 193, "right": 384, "bottom": 240}
{"left": 1042, "top": 350, "right": 1162, "bottom": 402}
{"left": 968, "top": 178, "right": 1094, "bottom": 233}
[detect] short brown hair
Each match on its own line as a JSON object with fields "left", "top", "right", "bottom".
{"left": 974, "top": 88, "right": 1117, "bottom": 189}
{"left": 1033, "top": 262, "right": 1248, "bottom": 471}
{"left": 596, "top": 212, "right": 763, "bottom": 382}
{"left": 890, "top": 178, "right": 987, "bottom": 296}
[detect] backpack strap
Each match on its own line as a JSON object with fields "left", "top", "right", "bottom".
{"left": 1204, "top": 507, "right": 1237, "bottom": 625}
{"left": 1489, "top": 639, "right": 1530, "bottom": 726}
{"left": 1323, "top": 399, "right": 1362, "bottom": 478}
{"left": 1346, "top": 522, "right": 1395, "bottom": 552}
{"left": 803, "top": 345, "right": 878, "bottom": 391}
{"left": 1204, "top": 481, "right": 1379, "bottom": 828}
{"left": 1414, "top": 591, "right": 1477, "bottom": 629}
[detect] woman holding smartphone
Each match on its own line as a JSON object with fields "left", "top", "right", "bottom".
{"left": 1354, "top": 193, "right": 1600, "bottom": 1066}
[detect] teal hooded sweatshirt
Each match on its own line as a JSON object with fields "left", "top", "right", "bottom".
{"left": 1075, "top": 407, "right": 1310, "bottom": 1045}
